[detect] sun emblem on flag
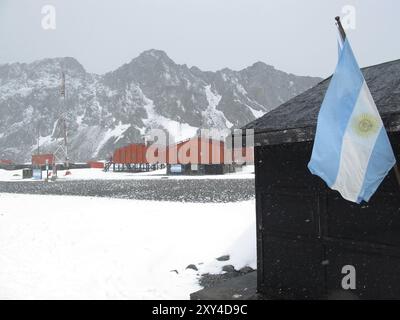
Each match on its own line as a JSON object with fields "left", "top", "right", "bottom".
{"left": 352, "top": 113, "right": 380, "bottom": 137}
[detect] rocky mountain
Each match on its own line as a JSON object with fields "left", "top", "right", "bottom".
{"left": 0, "top": 50, "right": 321, "bottom": 162}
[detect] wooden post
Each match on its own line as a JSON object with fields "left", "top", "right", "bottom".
{"left": 335, "top": 16, "right": 400, "bottom": 189}
{"left": 394, "top": 164, "right": 400, "bottom": 189}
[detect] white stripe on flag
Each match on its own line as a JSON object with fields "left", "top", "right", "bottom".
{"left": 331, "top": 81, "right": 383, "bottom": 202}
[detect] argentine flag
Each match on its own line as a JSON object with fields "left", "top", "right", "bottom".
{"left": 308, "top": 39, "right": 396, "bottom": 203}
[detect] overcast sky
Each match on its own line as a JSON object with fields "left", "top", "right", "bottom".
{"left": 1, "top": 0, "right": 399, "bottom": 78}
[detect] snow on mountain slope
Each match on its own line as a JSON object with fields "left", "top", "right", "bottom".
{"left": 0, "top": 50, "right": 321, "bottom": 162}
{"left": 93, "top": 122, "right": 131, "bottom": 157}
{"left": 202, "top": 85, "right": 232, "bottom": 129}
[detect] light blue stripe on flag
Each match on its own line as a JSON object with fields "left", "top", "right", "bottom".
{"left": 308, "top": 40, "right": 364, "bottom": 187}
{"left": 357, "top": 128, "right": 396, "bottom": 202}
{"left": 308, "top": 39, "right": 396, "bottom": 203}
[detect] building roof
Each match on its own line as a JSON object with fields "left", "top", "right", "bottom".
{"left": 244, "top": 59, "right": 400, "bottom": 146}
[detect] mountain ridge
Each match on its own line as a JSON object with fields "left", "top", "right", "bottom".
{"left": 0, "top": 49, "right": 321, "bottom": 162}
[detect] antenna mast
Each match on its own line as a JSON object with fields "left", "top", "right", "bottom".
{"left": 53, "top": 70, "right": 70, "bottom": 173}
{"left": 37, "top": 122, "right": 40, "bottom": 155}
{"left": 61, "top": 71, "right": 69, "bottom": 169}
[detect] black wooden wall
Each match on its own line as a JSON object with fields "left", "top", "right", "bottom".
{"left": 255, "top": 132, "right": 400, "bottom": 299}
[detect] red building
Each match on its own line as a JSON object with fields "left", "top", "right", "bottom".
{"left": 164, "top": 137, "right": 235, "bottom": 175}
{"left": 163, "top": 137, "right": 225, "bottom": 164}
{"left": 112, "top": 144, "right": 149, "bottom": 164}
{"left": 111, "top": 143, "right": 161, "bottom": 172}
{"left": 32, "top": 154, "right": 54, "bottom": 166}
{"left": 111, "top": 137, "right": 253, "bottom": 175}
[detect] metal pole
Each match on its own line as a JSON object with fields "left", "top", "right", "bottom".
{"left": 61, "top": 72, "right": 69, "bottom": 170}
{"left": 63, "top": 116, "right": 69, "bottom": 168}
{"left": 46, "top": 159, "right": 49, "bottom": 181}
{"left": 335, "top": 16, "right": 400, "bottom": 189}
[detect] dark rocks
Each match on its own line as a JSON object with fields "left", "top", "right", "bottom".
{"left": 191, "top": 271, "right": 258, "bottom": 300}
{"left": 222, "top": 265, "right": 236, "bottom": 273}
{"left": 199, "top": 272, "right": 241, "bottom": 289}
{"left": 216, "top": 255, "right": 230, "bottom": 262}
{"left": 199, "top": 264, "right": 255, "bottom": 290}
{"left": 186, "top": 264, "right": 198, "bottom": 271}
{"left": 239, "top": 266, "right": 254, "bottom": 274}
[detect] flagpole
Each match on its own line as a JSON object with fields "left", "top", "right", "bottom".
{"left": 335, "top": 16, "right": 346, "bottom": 42}
{"left": 335, "top": 16, "right": 400, "bottom": 189}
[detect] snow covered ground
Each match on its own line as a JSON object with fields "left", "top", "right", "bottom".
{"left": 0, "top": 194, "right": 255, "bottom": 299}
{"left": 0, "top": 165, "right": 254, "bottom": 182}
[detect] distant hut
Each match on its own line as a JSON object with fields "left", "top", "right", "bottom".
{"left": 31, "top": 154, "right": 54, "bottom": 167}
{"left": 244, "top": 59, "right": 400, "bottom": 299}
{"left": 0, "top": 159, "right": 13, "bottom": 170}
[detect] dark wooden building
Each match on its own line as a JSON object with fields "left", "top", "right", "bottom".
{"left": 244, "top": 59, "right": 400, "bottom": 299}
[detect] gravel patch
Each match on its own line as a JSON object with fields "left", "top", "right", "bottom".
{"left": 199, "top": 266, "right": 255, "bottom": 289}
{"left": 0, "top": 179, "right": 255, "bottom": 203}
